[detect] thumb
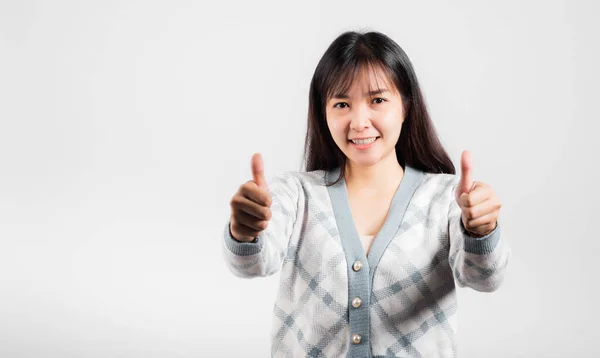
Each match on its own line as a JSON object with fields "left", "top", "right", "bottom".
{"left": 457, "top": 150, "right": 474, "bottom": 198}
{"left": 251, "top": 153, "right": 268, "bottom": 190}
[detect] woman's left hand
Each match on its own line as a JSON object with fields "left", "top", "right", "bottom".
{"left": 454, "top": 150, "right": 502, "bottom": 238}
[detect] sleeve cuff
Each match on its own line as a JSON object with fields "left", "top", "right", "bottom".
{"left": 460, "top": 219, "right": 501, "bottom": 255}
{"left": 223, "top": 221, "right": 264, "bottom": 256}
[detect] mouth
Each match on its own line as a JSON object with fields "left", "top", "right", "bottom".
{"left": 348, "top": 136, "right": 380, "bottom": 149}
{"left": 348, "top": 136, "right": 379, "bottom": 145}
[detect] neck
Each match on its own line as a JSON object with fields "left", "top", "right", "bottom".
{"left": 344, "top": 153, "right": 404, "bottom": 192}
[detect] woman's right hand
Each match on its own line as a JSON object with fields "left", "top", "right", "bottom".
{"left": 229, "top": 153, "right": 273, "bottom": 242}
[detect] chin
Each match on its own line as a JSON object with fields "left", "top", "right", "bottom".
{"left": 347, "top": 156, "right": 381, "bottom": 167}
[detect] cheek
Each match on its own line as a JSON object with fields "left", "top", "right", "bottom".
{"left": 327, "top": 118, "right": 346, "bottom": 139}
{"left": 379, "top": 111, "right": 403, "bottom": 133}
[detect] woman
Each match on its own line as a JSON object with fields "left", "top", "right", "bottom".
{"left": 223, "top": 30, "right": 510, "bottom": 358}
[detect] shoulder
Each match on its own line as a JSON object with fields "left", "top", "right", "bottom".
{"left": 268, "top": 169, "right": 329, "bottom": 193}
{"left": 421, "top": 171, "right": 459, "bottom": 186}
{"left": 417, "top": 171, "right": 461, "bottom": 197}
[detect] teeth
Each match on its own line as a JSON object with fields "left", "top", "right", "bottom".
{"left": 351, "top": 137, "right": 377, "bottom": 145}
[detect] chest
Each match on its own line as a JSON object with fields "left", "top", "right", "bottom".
{"left": 348, "top": 190, "right": 395, "bottom": 237}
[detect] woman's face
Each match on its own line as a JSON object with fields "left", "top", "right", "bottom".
{"left": 325, "top": 67, "right": 405, "bottom": 169}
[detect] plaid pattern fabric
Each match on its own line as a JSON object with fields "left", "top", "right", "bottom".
{"left": 222, "top": 167, "right": 510, "bottom": 357}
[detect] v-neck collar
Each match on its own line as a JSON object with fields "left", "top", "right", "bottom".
{"left": 325, "top": 164, "right": 426, "bottom": 279}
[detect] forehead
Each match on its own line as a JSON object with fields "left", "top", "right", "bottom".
{"left": 328, "top": 64, "right": 397, "bottom": 98}
{"left": 356, "top": 66, "right": 393, "bottom": 89}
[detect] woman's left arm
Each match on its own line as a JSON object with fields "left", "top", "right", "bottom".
{"left": 447, "top": 151, "right": 511, "bottom": 292}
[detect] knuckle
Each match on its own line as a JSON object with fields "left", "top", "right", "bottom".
{"left": 249, "top": 228, "right": 260, "bottom": 237}
{"left": 231, "top": 213, "right": 242, "bottom": 227}
{"left": 467, "top": 208, "right": 476, "bottom": 219}
{"left": 231, "top": 194, "right": 243, "bottom": 205}
{"left": 265, "top": 208, "right": 272, "bottom": 221}
{"left": 262, "top": 207, "right": 271, "bottom": 220}
{"left": 241, "top": 182, "right": 254, "bottom": 194}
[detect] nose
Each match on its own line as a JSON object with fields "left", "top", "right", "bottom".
{"left": 350, "top": 104, "right": 371, "bottom": 131}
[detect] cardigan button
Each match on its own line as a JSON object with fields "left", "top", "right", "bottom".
{"left": 352, "top": 334, "right": 362, "bottom": 344}
{"left": 352, "top": 297, "right": 362, "bottom": 308}
{"left": 352, "top": 260, "right": 363, "bottom": 271}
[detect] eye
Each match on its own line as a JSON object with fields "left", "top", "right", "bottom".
{"left": 333, "top": 102, "right": 349, "bottom": 109}
{"left": 372, "top": 97, "right": 387, "bottom": 104}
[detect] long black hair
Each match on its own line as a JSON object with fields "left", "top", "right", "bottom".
{"left": 302, "top": 30, "right": 455, "bottom": 185}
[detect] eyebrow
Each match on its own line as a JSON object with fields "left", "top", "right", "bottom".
{"left": 331, "top": 89, "right": 390, "bottom": 99}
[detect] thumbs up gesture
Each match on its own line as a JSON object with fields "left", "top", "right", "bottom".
{"left": 229, "top": 153, "right": 273, "bottom": 242}
{"left": 455, "top": 150, "right": 502, "bottom": 237}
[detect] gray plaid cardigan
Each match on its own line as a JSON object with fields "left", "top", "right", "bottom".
{"left": 222, "top": 165, "right": 510, "bottom": 357}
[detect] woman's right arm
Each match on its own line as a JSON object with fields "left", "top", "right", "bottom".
{"left": 221, "top": 154, "right": 300, "bottom": 278}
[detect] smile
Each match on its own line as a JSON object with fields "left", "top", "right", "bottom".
{"left": 349, "top": 136, "right": 379, "bottom": 149}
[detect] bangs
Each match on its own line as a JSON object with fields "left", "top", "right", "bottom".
{"left": 323, "top": 59, "right": 396, "bottom": 103}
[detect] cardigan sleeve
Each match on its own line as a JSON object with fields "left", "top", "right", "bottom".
{"left": 222, "top": 171, "right": 301, "bottom": 279}
{"left": 447, "top": 179, "right": 511, "bottom": 292}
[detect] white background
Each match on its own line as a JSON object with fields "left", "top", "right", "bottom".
{"left": 1, "top": 0, "right": 599, "bottom": 357}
